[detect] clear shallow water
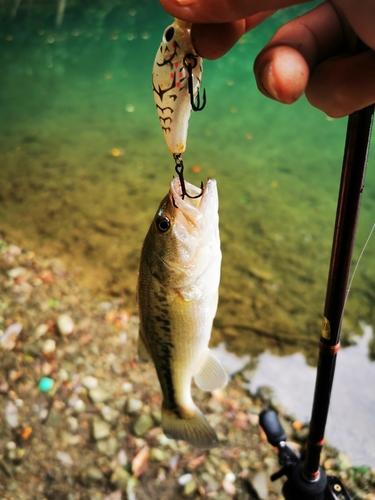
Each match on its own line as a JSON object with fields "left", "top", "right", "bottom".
{"left": 1, "top": 1, "right": 375, "bottom": 466}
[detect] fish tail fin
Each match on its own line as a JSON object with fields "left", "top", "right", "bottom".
{"left": 162, "top": 404, "right": 220, "bottom": 449}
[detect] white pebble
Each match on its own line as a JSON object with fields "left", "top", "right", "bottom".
{"left": 0, "top": 323, "right": 22, "bottom": 350}
{"left": 5, "top": 401, "right": 18, "bottom": 428}
{"left": 178, "top": 473, "right": 193, "bottom": 486}
{"left": 42, "top": 339, "right": 56, "bottom": 354}
{"left": 35, "top": 324, "right": 49, "bottom": 339}
{"left": 56, "top": 450, "right": 73, "bottom": 466}
{"left": 82, "top": 375, "right": 98, "bottom": 389}
{"left": 57, "top": 314, "right": 74, "bottom": 335}
{"left": 122, "top": 382, "right": 133, "bottom": 393}
{"left": 225, "top": 471, "right": 236, "bottom": 483}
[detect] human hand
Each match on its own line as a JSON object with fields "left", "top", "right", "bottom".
{"left": 159, "top": 0, "right": 375, "bottom": 117}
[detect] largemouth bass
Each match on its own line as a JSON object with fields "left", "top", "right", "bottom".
{"left": 137, "top": 177, "right": 227, "bottom": 448}
{"left": 152, "top": 18, "right": 203, "bottom": 154}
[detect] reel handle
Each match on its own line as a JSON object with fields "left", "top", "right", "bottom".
{"left": 259, "top": 409, "right": 287, "bottom": 446}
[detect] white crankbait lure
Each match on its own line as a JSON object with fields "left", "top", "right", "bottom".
{"left": 152, "top": 18, "right": 205, "bottom": 155}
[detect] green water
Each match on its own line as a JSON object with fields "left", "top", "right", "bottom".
{"left": 1, "top": 0, "right": 375, "bottom": 368}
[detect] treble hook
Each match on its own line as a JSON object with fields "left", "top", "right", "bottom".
{"left": 184, "top": 54, "right": 206, "bottom": 112}
{"left": 173, "top": 154, "right": 203, "bottom": 200}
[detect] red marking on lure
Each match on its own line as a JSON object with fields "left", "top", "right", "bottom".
{"left": 179, "top": 72, "right": 183, "bottom": 78}
{"left": 177, "top": 82, "right": 181, "bottom": 87}
{"left": 170, "top": 73, "right": 174, "bottom": 79}
{"left": 175, "top": 62, "right": 178, "bottom": 68}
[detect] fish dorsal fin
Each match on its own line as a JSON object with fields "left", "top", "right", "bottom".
{"left": 137, "top": 333, "right": 151, "bottom": 362}
{"left": 194, "top": 349, "right": 228, "bottom": 391}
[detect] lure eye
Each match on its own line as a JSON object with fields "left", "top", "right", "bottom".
{"left": 156, "top": 215, "right": 170, "bottom": 233}
{"left": 164, "top": 26, "right": 174, "bottom": 43}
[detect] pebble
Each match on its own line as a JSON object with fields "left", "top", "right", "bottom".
{"left": 222, "top": 477, "right": 236, "bottom": 496}
{"left": 133, "top": 415, "right": 153, "bottom": 437}
{"left": 92, "top": 419, "right": 111, "bottom": 441}
{"left": 5, "top": 400, "right": 19, "bottom": 428}
{"left": 68, "top": 396, "right": 86, "bottom": 412}
{"left": 0, "top": 323, "right": 23, "bottom": 350}
{"left": 38, "top": 377, "right": 54, "bottom": 392}
{"left": 178, "top": 473, "right": 193, "bottom": 486}
{"left": 7, "top": 267, "right": 26, "bottom": 278}
{"left": 122, "top": 381, "right": 133, "bottom": 393}
{"left": 150, "top": 448, "right": 168, "bottom": 462}
{"left": 96, "top": 436, "right": 118, "bottom": 456}
{"left": 126, "top": 397, "right": 142, "bottom": 414}
{"left": 183, "top": 479, "right": 197, "bottom": 496}
{"left": 57, "top": 314, "right": 75, "bottom": 335}
{"left": 101, "top": 405, "right": 120, "bottom": 423}
{"left": 80, "top": 466, "right": 103, "bottom": 484}
{"left": 34, "top": 323, "right": 49, "bottom": 339}
{"left": 89, "top": 387, "right": 110, "bottom": 404}
{"left": 56, "top": 450, "right": 73, "bottom": 466}
{"left": 111, "top": 466, "right": 130, "bottom": 490}
{"left": 82, "top": 375, "right": 98, "bottom": 389}
{"left": 42, "top": 339, "right": 56, "bottom": 354}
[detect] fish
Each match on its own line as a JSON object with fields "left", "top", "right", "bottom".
{"left": 137, "top": 177, "right": 227, "bottom": 449}
{"left": 152, "top": 18, "right": 203, "bottom": 155}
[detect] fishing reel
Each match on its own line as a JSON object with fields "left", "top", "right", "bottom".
{"left": 259, "top": 409, "right": 352, "bottom": 500}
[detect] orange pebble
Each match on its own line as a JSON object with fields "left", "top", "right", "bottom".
{"left": 191, "top": 165, "right": 201, "bottom": 173}
{"left": 21, "top": 426, "right": 33, "bottom": 440}
{"left": 292, "top": 420, "right": 304, "bottom": 430}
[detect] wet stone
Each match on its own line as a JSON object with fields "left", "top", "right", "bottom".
{"left": 133, "top": 414, "right": 153, "bottom": 437}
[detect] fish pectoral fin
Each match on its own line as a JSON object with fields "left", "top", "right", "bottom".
{"left": 194, "top": 349, "right": 228, "bottom": 392}
{"left": 162, "top": 404, "right": 220, "bottom": 449}
{"left": 137, "top": 334, "right": 151, "bottom": 362}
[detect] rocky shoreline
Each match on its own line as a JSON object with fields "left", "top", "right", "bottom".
{"left": 0, "top": 235, "right": 374, "bottom": 500}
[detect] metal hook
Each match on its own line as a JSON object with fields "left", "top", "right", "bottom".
{"left": 173, "top": 154, "right": 203, "bottom": 200}
{"left": 184, "top": 53, "right": 206, "bottom": 112}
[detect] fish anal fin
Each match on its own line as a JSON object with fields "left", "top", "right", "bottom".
{"left": 137, "top": 333, "right": 151, "bottom": 362}
{"left": 162, "top": 405, "right": 219, "bottom": 449}
{"left": 194, "top": 349, "right": 228, "bottom": 392}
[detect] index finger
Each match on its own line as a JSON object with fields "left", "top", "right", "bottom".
{"left": 159, "top": 0, "right": 311, "bottom": 24}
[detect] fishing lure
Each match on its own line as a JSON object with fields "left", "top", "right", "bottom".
{"left": 152, "top": 18, "right": 205, "bottom": 155}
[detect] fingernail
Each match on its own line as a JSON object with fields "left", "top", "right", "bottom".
{"left": 261, "top": 62, "right": 280, "bottom": 101}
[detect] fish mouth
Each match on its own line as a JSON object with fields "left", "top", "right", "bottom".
{"left": 169, "top": 177, "right": 217, "bottom": 211}
{"left": 169, "top": 177, "right": 218, "bottom": 232}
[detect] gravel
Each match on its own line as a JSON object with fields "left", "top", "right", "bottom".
{"left": 0, "top": 235, "right": 374, "bottom": 500}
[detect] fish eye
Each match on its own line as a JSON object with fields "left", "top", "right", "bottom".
{"left": 155, "top": 215, "right": 170, "bottom": 233}
{"left": 164, "top": 26, "right": 174, "bottom": 42}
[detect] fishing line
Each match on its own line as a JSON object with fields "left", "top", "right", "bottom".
{"left": 345, "top": 221, "right": 375, "bottom": 303}
{"left": 327, "top": 221, "right": 375, "bottom": 468}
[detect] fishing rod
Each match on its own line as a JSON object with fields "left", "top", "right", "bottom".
{"left": 259, "top": 65, "right": 375, "bottom": 499}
